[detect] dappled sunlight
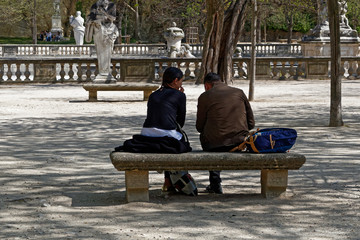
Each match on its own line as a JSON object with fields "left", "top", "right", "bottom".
{"left": 1, "top": 80, "right": 359, "bottom": 239}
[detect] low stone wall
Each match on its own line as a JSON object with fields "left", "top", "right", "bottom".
{"left": 0, "top": 56, "right": 359, "bottom": 84}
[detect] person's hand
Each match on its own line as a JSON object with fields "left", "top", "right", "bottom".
{"left": 179, "top": 86, "right": 184, "bottom": 93}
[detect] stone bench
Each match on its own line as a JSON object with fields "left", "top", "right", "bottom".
{"left": 110, "top": 151, "right": 306, "bottom": 202}
{"left": 83, "top": 83, "right": 159, "bottom": 101}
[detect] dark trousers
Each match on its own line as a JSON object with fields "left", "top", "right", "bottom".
{"left": 207, "top": 144, "right": 238, "bottom": 186}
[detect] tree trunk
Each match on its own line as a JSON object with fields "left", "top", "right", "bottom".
{"left": 264, "top": 17, "right": 267, "bottom": 42}
{"left": 286, "top": 13, "right": 293, "bottom": 44}
{"left": 197, "top": 0, "right": 249, "bottom": 84}
{"left": 33, "top": 0, "right": 37, "bottom": 44}
{"left": 135, "top": 0, "right": 140, "bottom": 40}
{"left": 249, "top": 0, "right": 257, "bottom": 101}
{"left": 257, "top": 13, "right": 261, "bottom": 43}
{"left": 328, "top": 0, "right": 343, "bottom": 126}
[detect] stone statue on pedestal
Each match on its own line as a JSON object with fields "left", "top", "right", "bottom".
{"left": 164, "top": 22, "right": 195, "bottom": 58}
{"left": 85, "top": 0, "right": 119, "bottom": 83}
{"left": 70, "top": 11, "right": 85, "bottom": 45}
{"left": 303, "top": 0, "right": 359, "bottom": 42}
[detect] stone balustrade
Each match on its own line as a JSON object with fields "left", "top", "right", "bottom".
{"left": 0, "top": 43, "right": 302, "bottom": 58}
{"left": 1, "top": 56, "right": 359, "bottom": 84}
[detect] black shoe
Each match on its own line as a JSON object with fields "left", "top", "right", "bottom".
{"left": 205, "top": 184, "right": 223, "bottom": 194}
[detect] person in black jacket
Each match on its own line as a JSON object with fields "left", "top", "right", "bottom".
{"left": 117, "top": 67, "right": 197, "bottom": 196}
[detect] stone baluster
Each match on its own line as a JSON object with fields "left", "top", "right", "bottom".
{"left": 94, "top": 63, "right": 99, "bottom": 77}
{"left": 0, "top": 63, "right": 4, "bottom": 82}
{"left": 68, "top": 63, "right": 75, "bottom": 81}
{"left": 340, "top": 61, "right": 345, "bottom": 78}
{"left": 59, "top": 63, "right": 65, "bottom": 82}
{"left": 194, "top": 62, "right": 200, "bottom": 80}
{"left": 272, "top": 61, "right": 278, "bottom": 79}
{"left": 157, "top": 62, "right": 164, "bottom": 80}
{"left": 289, "top": 61, "right": 296, "bottom": 79}
{"left": 238, "top": 61, "right": 245, "bottom": 78}
{"left": 86, "top": 63, "right": 92, "bottom": 81}
{"left": 15, "top": 63, "right": 22, "bottom": 81}
{"left": 280, "top": 62, "right": 287, "bottom": 80}
{"left": 296, "top": 62, "right": 304, "bottom": 78}
{"left": 111, "top": 62, "right": 117, "bottom": 80}
{"left": 7, "top": 64, "right": 13, "bottom": 81}
{"left": 232, "top": 62, "right": 236, "bottom": 78}
{"left": 24, "top": 63, "right": 31, "bottom": 82}
{"left": 77, "top": 63, "right": 83, "bottom": 82}
{"left": 347, "top": 61, "right": 354, "bottom": 79}
{"left": 184, "top": 62, "right": 191, "bottom": 80}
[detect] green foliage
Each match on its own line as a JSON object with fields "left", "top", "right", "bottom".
{"left": 0, "top": 37, "right": 78, "bottom": 45}
{"left": 0, "top": 37, "right": 33, "bottom": 44}
{"left": 293, "top": 12, "right": 316, "bottom": 33}
{"left": 347, "top": 0, "right": 360, "bottom": 32}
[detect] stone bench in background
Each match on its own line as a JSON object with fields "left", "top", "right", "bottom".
{"left": 83, "top": 83, "right": 159, "bottom": 101}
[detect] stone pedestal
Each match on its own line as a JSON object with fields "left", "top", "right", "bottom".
{"left": 51, "top": 0, "right": 63, "bottom": 38}
{"left": 120, "top": 61, "right": 154, "bottom": 83}
{"left": 300, "top": 41, "right": 360, "bottom": 79}
{"left": 255, "top": 63, "right": 271, "bottom": 80}
{"left": 34, "top": 63, "right": 56, "bottom": 82}
{"left": 93, "top": 74, "right": 116, "bottom": 84}
{"left": 125, "top": 170, "right": 149, "bottom": 202}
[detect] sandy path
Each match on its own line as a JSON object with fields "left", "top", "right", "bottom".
{"left": 0, "top": 80, "right": 359, "bottom": 239}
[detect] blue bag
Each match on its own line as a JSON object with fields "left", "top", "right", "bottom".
{"left": 230, "top": 128, "right": 297, "bottom": 153}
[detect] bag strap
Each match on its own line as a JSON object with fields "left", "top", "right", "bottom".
{"left": 175, "top": 121, "right": 189, "bottom": 143}
{"left": 229, "top": 128, "right": 260, "bottom": 153}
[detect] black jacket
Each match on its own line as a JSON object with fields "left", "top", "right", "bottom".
{"left": 143, "top": 87, "right": 186, "bottom": 130}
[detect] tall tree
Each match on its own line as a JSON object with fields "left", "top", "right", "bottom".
{"left": 249, "top": 0, "right": 257, "bottom": 101}
{"left": 197, "top": 0, "right": 249, "bottom": 84}
{"left": 0, "top": 0, "right": 52, "bottom": 38}
{"left": 328, "top": 0, "right": 343, "bottom": 127}
{"left": 273, "top": 0, "right": 316, "bottom": 43}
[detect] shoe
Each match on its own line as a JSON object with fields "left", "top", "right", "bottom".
{"left": 205, "top": 184, "right": 223, "bottom": 194}
{"left": 161, "top": 178, "right": 177, "bottom": 193}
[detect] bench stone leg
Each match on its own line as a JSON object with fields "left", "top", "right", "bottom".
{"left": 88, "top": 90, "right": 97, "bottom": 102}
{"left": 261, "top": 169, "right": 288, "bottom": 198}
{"left": 125, "top": 170, "right": 149, "bottom": 202}
{"left": 143, "top": 90, "right": 152, "bottom": 101}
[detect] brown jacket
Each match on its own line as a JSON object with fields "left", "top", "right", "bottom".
{"left": 196, "top": 82, "right": 255, "bottom": 151}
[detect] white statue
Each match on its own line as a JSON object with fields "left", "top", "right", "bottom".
{"left": 85, "top": 0, "right": 119, "bottom": 83}
{"left": 164, "top": 22, "right": 185, "bottom": 57}
{"left": 70, "top": 11, "right": 85, "bottom": 45}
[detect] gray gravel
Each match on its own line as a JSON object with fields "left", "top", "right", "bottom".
{"left": 0, "top": 79, "right": 359, "bottom": 240}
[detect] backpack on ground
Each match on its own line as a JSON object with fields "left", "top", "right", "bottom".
{"left": 230, "top": 128, "right": 297, "bottom": 153}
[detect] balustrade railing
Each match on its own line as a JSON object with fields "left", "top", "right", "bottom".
{"left": 1, "top": 56, "right": 359, "bottom": 84}
{"left": 0, "top": 43, "right": 302, "bottom": 57}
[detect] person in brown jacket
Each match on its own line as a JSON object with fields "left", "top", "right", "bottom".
{"left": 196, "top": 72, "right": 255, "bottom": 194}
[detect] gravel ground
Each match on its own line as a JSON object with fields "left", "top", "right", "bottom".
{"left": 0, "top": 79, "right": 359, "bottom": 240}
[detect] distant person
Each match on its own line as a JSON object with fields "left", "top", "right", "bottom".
{"left": 39, "top": 31, "right": 44, "bottom": 41}
{"left": 196, "top": 72, "right": 255, "bottom": 194}
{"left": 46, "top": 31, "right": 52, "bottom": 42}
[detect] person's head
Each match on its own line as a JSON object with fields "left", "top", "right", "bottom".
{"left": 204, "top": 72, "right": 221, "bottom": 91}
{"left": 162, "top": 67, "right": 184, "bottom": 90}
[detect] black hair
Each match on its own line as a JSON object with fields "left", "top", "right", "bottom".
{"left": 162, "top": 67, "right": 183, "bottom": 87}
{"left": 204, "top": 72, "right": 221, "bottom": 83}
